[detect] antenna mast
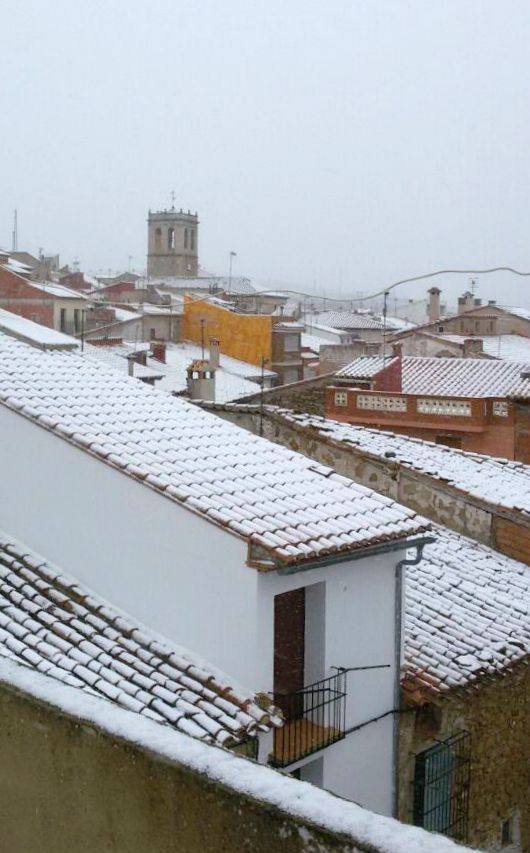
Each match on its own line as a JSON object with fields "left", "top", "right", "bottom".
{"left": 12, "top": 209, "right": 18, "bottom": 251}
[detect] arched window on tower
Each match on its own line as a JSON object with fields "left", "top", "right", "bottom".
{"left": 190, "top": 229, "right": 195, "bottom": 251}
{"left": 168, "top": 227, "right": 175, "bottom": 250}
{"left": 154, "top": 227, "right": 162, "bottom": 249}
{"left": 184, "top": 228, "right": 188, "bottom": 249}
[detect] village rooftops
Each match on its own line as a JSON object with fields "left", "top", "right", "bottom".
{"left": 270, "top": 410, "right": 530, "bottom": 516}
{"left": 0, "top": 331, "right": 428, "bottom": 566}
{"left": 404, "top": 526, "right": 530, "bottom": 701}
{"left": 336, "top": 355, "right": 530, "bottom": 397}
{"left": 0, "top": 309, "right": 80, "bottom": 351}
{"left": 0, "top": 533, "right": 281, "bottom": 747}
{"left": 27, "top": 280, "right": 88, "bottom": 299}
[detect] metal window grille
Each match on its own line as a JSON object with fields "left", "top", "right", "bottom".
{"left": 413, "top": 731, "right": 471, "bottom": 842}
{"left": 270, "top": 671, "right": 346, "bottom": 768}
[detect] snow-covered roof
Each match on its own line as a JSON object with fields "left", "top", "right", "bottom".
{"left": 418, "top": 332, "right": 530, "bottom": 362}
{"left": 157, "top": 342, "right": 264, "bottom": 403}
{"left": 275, "top": 411, "right": 530, "bottom": 516}
{"left": 0, "top": 332, "right": 427, "bottom": 566}
{"left": 315, "top": 311, "right": 384, "bottom": 331}
{"left": 336, "top": 356, "right": 397, "bottom": 379}
{"left": 0, "top": 309, "right": 79, "bottom": 350}
{"left": 384, "top": 316, "right": 416, "bottom": 332}
{"left": 404, "top": 526, "right": 530, "bottom": 698}
{"left": 112, "top": 307, "right": 142, "bottom": 323}
{"left": 337, "top": 355, "right": 530, "bottom": 397}
{"left": 29, "top": 281, "right": 87, "bottom": 300}
{"left": 84, "top": 344, "right": 164, "bottom": 381}
{"left": 143, "top": 276, "right": 255, "bottom": 296}
{"left": 0, "top": 533, "right": 280, "bottom": 746}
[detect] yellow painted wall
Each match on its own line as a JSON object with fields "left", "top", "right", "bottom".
{"left": 182, "top": 297, "right": 272, "bottom": 366}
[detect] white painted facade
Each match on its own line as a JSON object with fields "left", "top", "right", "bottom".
{"left": 0, "top": 402, "right": 410, "bottom": 816}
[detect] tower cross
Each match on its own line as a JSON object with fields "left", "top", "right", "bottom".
{"left": 170, "top": 190, "right": 176, "bottom": 208}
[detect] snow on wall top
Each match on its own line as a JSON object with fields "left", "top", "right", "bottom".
{"left": 0, "top": 656, "right": 469, "bottom": 853}
{"left": 0, "top": 333, "right": 427, "bottom": 565}
{"left": 276, "top": 411, "right": 530, "bottom": 516}
{"left": 405, "top": 526, "right": 530, "bottom": 698}
{"left": 0, "top": 533, "right": 280, "bottom": 746}
{"left": 336, "top": 355, "right": 530, "bottom": 397}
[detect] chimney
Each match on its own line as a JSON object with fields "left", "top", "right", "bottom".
{"left": 151, "top": 341, "right": 166, "bottom": 363}
{"left": 127, "top": 355, "right": 135, "bottom": 377}
{"left": 463, "top": 338, "right": 483, "bottom": 356}
{"left": 458, "top": 291, "right": 474, "bottom": 314}
{"left": 427, "top": 287, "right": 441, "bottom": 323}
{"left": 186, "top": 360, "right": 216, "bottom": 401}
{"left": 209, "top": 338, "right": 220, "bottom": 369}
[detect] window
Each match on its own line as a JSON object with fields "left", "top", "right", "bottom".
{"left": 190, "top": 229, "right": 195, "bottom": 251}
{"left": 74, "top": 309, "right": 81, "bottom": 332}
{"left": 60, "top": 308, "right": 66, "bottom": 331}
{"left": 413, "top": 732, "right": 471, "bottom": 841}
{"left": 334, "top": 391, "right": 348, "bottom": 406}
{"left": 150, "top": 328, "right": 156, "bottom": 339}
{"left": 184, "top": 228, "right": 188, "bottom": 249}
{"left": 154, "top": 227, "right": 162, "bottom": 249}
{"left": 437, "top": 325, "right": 444, "bottom": 333}
{"left": 501, "top": 817, "right": 514, "bottom": 846}
{"left": 167, "top": 227, "right": 175, "bottom": 250}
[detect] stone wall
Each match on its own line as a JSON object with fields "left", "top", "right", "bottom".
{"left": 202, "top": 404, "right": 530, "bottom": 565}
{"left": 0, "top": 671, "right": 464, "bottom": 853}
{"left": 237, "top": 374, "right": 334, "bottom": 415}
{"left": 398, "top": 666, "right": 530, "bottom": 851}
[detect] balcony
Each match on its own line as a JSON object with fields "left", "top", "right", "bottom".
{"left": 269, "top": 671, "right": 346, "bottom": 768}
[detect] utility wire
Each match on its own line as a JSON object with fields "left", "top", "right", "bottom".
{"left": 181, "top": 266, "right": 530, "bottom": 308}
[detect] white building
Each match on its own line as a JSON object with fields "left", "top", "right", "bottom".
{"left": 0, "top": 324, "right": 430, "bottom": 815}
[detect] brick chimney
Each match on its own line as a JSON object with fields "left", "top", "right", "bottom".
{"left": 427, "top": 287, "right": 441, "bottom": 323}
{"left": 151, "top": 341, "right": 166, "bottom": 363}
{"left": 186, "top": 360, "right": 216, "bottom": 401}
{"left": 209, "top": 338, "right": 220, "bottom": 369}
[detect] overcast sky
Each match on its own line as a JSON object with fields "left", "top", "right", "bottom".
{"left": 2, "top": 0, "right": 530, "bottom": 306}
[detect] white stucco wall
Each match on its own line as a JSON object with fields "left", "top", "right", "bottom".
{"left": 0, "top": 405, "right": 260, "bottom": 689}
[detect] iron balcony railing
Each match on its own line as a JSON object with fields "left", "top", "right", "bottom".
{"left": 270, "top": 671, "right": 347, "bottom": 768}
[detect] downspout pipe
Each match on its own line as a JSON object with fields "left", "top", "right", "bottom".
{"left": 392, "top": 537, "right": 435, "bottom": 819}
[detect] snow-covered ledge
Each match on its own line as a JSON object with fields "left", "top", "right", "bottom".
{"left": 0, "top": 658, "right": 475, "bottom": 853}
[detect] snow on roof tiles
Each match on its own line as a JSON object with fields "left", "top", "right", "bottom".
{"left": 84, "top": 344, "right": 164, "bottom": 381}
{"left": 404, "top": 526, "right": 530, "bottom": 698}
{"left": 337, "top": 355, "right": 530, "bottom": 397}
{"left": 0, "top": 533, "right": 280, "bottom": 746}
{"left": 0, "top": 332, "right": 427, "bottom": 565}
{"left": 276, "top": 411, "right": 530, "bottom": 516}
{"left": 336, "top": 356, "right": 397, "bottom": 379}
{"left": 315, "top": 311, "right": 384, "bottom": 330}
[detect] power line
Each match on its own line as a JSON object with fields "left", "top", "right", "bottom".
{"left": 181, "top": 266, "right": 530, "bottom": 309}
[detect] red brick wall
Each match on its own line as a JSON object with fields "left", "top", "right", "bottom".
{"left": 325, "top": 388, "right": 516, "bottom": 459}
{"left": 373, "top": 356, "right": 402, "bottom": 392}
{"left": 99, "top": 281, "right": 136, "bottom": 297}
{"left": 493, "top": 516, "right": 530, "bottom": 565}
{"left": 0, "top": 268, "right": 54, "bottom": 327}
{"left": 60, "top": 272, "right": 90, "bottom": 292}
